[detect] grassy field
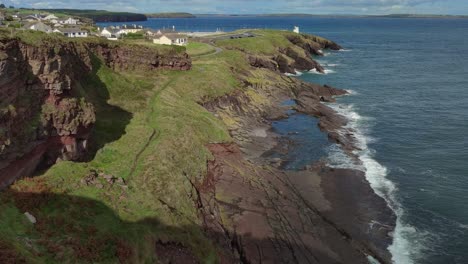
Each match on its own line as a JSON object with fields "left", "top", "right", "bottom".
{"left": 185, "top": 42, "right": 216, "bottom": 57}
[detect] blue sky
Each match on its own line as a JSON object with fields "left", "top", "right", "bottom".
{"left": 2, "top": 0, "right": 468, "bottom": 15}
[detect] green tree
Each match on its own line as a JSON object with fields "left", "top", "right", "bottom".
{"left": 5, "top": 15, "right": 13, "bottom": 21}
{"left": 9, "top": 6, "right": 14, "bottom": 9}
{"left": 0, "top": 4, "right": 6, "bottom": 8}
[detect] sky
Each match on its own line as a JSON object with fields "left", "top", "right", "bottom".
{"left": 2, "top": 0, "right": 468, "bottom": 15}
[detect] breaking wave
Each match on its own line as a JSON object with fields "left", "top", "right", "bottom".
{"left": 325, "top": 101, "right": 421, "bottom": 264}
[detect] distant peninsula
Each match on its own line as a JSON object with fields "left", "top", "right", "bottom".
{"left": 373, "top": 14, "right": 468, "bottom": 19}
{"left": 146, "top": 12, "right": 196, "bottom": 18}
{"left": 38, "top": 9, "right": 148, "bottom": 22}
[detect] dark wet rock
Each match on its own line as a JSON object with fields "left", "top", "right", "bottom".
{"left": 274, "top": 54, "right": 296, "bottom": 74}
{"left": 248, "top": 56, "right": 278, "bottom": 72}
{"left": 286, "top": 34, "right": 342, "bottom": 56}
{"left": 319, "top": 166, "right": 397, "bottom": 262}
{"left": 197, "top": 143, "right": 389, "bottom": 264}
{"left": 282, "top": 47, "right": 324, "bottom": 73}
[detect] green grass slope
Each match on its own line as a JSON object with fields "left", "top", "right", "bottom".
{"left": 0, "top": 34, "right": 248, "bottom": 263}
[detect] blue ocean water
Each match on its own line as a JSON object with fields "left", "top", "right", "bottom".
{"left": 99, "top": 17, "right": 468, "bottom": 263}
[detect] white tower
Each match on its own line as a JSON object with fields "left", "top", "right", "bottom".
{"left": 293, "top": 26, "right": 300, "bottom": 34}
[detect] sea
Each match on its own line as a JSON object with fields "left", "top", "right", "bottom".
{"left": 98, "top": 17, "right": 468, "bottom": 264}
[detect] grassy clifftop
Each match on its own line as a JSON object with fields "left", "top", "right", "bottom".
{"left": 216, "top": 29, "right": 338, "bottom": 55}
{"left": 0, "top": 30, "right": 339, "bottom": 262}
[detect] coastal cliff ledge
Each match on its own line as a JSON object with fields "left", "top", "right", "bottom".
{"left": 0, "top": 29, "right": 394, "bottom": 264}
{"left": 0, "top": 31, "right": 191, "bottom": 189}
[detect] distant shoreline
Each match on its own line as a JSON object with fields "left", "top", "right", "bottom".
{"left": 146, "top": 12, "right": 196, "bottom": 18}
{"left": 194, "top": 13, "right": 468, "bottom": 19}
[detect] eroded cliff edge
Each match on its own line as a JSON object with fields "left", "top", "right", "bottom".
{"left": 0, "top": 36, "right": 191, "bottom": 189}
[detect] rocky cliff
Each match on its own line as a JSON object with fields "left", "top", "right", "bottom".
{"left": 243, "top": 32, "right": 341, "bottom": 75}
{"left": 0, "top": 37, "right": 191, "bottom": 189}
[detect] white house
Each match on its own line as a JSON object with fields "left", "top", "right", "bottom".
{"left": 59, "top": 17, "right": 79, "bottom": 25}
{"left": 153, "top": 33, "right": 188, "bottom": 46}
{"left": 145, "top": 29, "right": 173, "bottom": 38}
{"left": 43, "top": 14, "right": 58, "bottom": 24}
{"left": 119, "top": 24, "right": 143, "bottom": 34}
{"left": 100, "top": 25, "right": 144, "bottom": 40}
{"left": 43, "top": 14, "right": 58, "bottom": 21}
{"left": 55, "top": 28, "right": 88, "bottom": 38}
{"left": 23, "top": 22, "right": 53, "bottom": 33}
{"left": 21, "top": 14, "right": 41, "bottom": 22}
{"left": 100, "top": 27, "right": 122, "bottom": 39}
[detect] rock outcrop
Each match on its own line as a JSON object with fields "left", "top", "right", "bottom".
{"left": 201, "top": 37, "right": 395, "bottom": 263}
{"left": 0, "top": 37, "right": 191, "bottom": 189}
{"left": 286, "top": 34, "right": 342, "bottom": 55}
{"left": 245, "top": 33, "right": 342, "bottom": 74}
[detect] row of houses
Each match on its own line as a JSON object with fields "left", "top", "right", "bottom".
{"left": 13, "top": 13, "right": 80, "bottom": 25}
{"left": 22, "top": 21, "right": 88, "bottom": 38}
{"left": 5, "top": 14, "right": 188, "bottom": 45}
{"left": 99, "top": 24, "right": 144, "bottom": 39}
{"left": 99, "top": 25, "right": 188, "bottom": 46}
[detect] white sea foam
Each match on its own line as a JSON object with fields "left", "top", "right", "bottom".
{"left": 326, "top": 144, "right": 361, "bottom": 170}
{"left": 309, "top": 68, "right": 336, "bottom": 75}
{"left": 325, "top": 100, "right": 419, "bottom": 264}
{"left": 340, "top": 49, "right": 352, "bottom": 52}
{"left": 315, "top": 60, "right": 340, "bottom": 67}
{"left": 345, "top": 89, "right": 359, "bottom": 95}
{"left": 285, "top": 70, "right": 303, "bottom": 77}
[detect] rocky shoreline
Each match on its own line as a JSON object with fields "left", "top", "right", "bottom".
{"left": 201, "top": 47, "right": 396, "bottom": 263}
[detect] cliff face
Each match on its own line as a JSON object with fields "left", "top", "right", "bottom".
{"left": 88, "top": 43, "right": 192, "bottom": 71}
{"left": 0, "top": 38, "right": 191, "bottom": 189}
